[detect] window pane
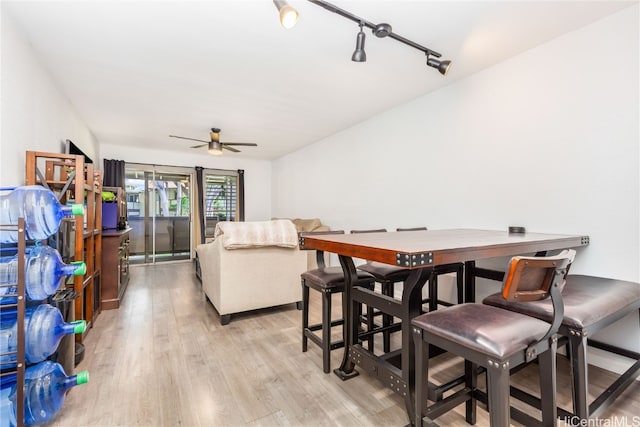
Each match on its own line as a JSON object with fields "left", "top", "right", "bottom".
{"left": 204, "top": 174, "right": 237, "bottom": 237}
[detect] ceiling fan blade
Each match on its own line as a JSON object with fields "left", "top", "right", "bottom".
{"left": 221, "top": 142, "right": 258, "bottom": 147}
{"left": 169, "top": 135, "right": 209, "bottom": 144}
{"left": 222, "top": 145, "right": 241, "bottom": 153}
{"left": 190, "top": 144, "right": 208, "bottom": 149}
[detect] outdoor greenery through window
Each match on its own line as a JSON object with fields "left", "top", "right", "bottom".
{"left": 204, "top": 172, "right": 238, "bottom": 237}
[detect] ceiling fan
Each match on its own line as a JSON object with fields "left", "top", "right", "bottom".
{"left": 169, "top": 128, "right": 258, "bottom": 155}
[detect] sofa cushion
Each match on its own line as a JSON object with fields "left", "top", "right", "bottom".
{"left": 273, "top": 217, "right": 327, "bottom": 232}
{"left": 292, "top": 218, "right": 322, "bottom": 232}
{"left": 214, "top": 220, "right": 298, "bottom": 249}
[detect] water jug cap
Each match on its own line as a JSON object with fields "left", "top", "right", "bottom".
{"left": 71, "top": 261, "right": 87, "bottom": 275}
{"left": 76, "top": 370, "right": 89, "bottom": 385}
{"left": 71, "top": 204, "right": 84, "bottom": 216}
{"left": 72, "top": 320, "right": 87, "bottom": 334}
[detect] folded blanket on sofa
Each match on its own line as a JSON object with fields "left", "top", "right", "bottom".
{"left": 214, "top": 220, "right": 299, "bottom": 249}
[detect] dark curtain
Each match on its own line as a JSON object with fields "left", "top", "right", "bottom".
{"left": 237, "top": 169, "right": 245, "bottom": 222}
{"left": 195, "top": 166, "right": 205, "bottom": 244}
{"left": 103, "top": 159, "right": 125, "bottom": 188}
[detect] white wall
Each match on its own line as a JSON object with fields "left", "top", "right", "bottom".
{"left": 273, "top": 5, "right": 640, "bottom": 360}
{"left": 0, "top": 6, "right": 272, "bottom": 223}
{"left": 0, "top": 8, "right": 100, "bottom": 187}
{"left": 100, "top": 144, "right": 272, "bottom": 222}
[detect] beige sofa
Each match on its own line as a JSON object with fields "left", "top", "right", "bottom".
{"left": 196, "top": 220, "right": 307, "bottom": 325}
{"left": 276, "top": 217, "right": 330, "bottom": 269}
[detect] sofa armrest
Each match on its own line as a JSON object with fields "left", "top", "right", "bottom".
{"left": 196, "top": 241, "right": 222, "bottom": 309}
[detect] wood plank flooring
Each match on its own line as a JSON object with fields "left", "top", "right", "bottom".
{"left": 46, "top": 262, "right": 639, "bottom": 426}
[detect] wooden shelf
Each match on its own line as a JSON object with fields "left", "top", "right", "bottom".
{"left": 25, "top": 151, "right": 103, "bottom": 343}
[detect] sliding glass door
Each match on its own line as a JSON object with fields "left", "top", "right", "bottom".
{"left": 125, "top": 164, "right": 192, "bottom": 264}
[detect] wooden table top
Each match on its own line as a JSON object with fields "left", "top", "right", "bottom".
{"left": 299, "top": 228, "right": 589, "bottom": 268}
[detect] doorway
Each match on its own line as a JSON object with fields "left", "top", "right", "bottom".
{"left": 125, "top": 164, "right": 192, "bottom": 264}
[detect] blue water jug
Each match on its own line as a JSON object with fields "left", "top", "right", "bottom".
{"left": 0, "top": 304, "right": 86, "bottom": 367}
{"left": 0, "top": 186, "right": 83, "bottom": 243}
{"left": 0, "top": 245, "right": 86, "bottom": 304}
{"left": 0, "top": 361, "right": 89, "bottom": 426}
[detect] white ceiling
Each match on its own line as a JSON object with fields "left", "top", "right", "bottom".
{"left": 3, "top": 0, "right": 634, "bottom": 160}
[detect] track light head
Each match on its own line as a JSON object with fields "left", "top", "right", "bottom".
{"left": 273, "top": 0, "right": 299, "bottom": 29}
{"left": 373, "top": 23, "right": 392, "bottom": 38}
{"left": 352, "top": 24, "right": 367, "bottom": 62}
{"left": 426, "top": 55, "right": 452, "bottom": 76}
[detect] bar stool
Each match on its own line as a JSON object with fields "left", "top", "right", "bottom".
{"left": 300, "top": 230, "right": 376, "bottom": 373}
{"left": 350, "top": 228, "right": 399, "bottom": 352}
{"left": 352, "top": 227, "right": 465, "bottom": 352}
{"left": 412, "top": 250, "right": 575, "bottom": 426}
{"left": 483, "top": 274, "right": 640, "bottom": 420}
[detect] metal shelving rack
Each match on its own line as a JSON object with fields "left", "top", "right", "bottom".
{"left": 0, "top": 217, "right": 26, "bottom": 427}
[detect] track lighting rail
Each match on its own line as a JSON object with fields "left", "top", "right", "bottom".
{"left": 274, "top": 0, "right": 451, "bottom": 74}
{"left": 307, "top": 0, "right": 443, "bottom": 58}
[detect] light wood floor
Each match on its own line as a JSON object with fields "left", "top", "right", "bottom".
{"left": 47, "top": 262, "right": 639, "bottom": 426}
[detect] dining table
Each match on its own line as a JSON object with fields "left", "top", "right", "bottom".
{"left": 298, "top": 228, "right": 589, "bottom": 424}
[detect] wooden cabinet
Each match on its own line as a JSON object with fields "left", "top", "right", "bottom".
{"left": 25, "top": 151, "right": 102, "bottom": 343}
{"left": 101, "top": 229, "right": 131, "bottom": 310}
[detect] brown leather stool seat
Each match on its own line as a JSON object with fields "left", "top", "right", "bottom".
{"left": 483, "top": 274, "right": 640, "bottom": 420}
{"left": 302, "top": 265, "right": 376, "bottom": 374}
{"left": 303, "top": 266, "right": 375, "bottom": 290}
{"left": 413, "top": 304, "right": 555, "bottom": 359}
{"left": 412, "top": 251, "right": 575, "bottom": 426}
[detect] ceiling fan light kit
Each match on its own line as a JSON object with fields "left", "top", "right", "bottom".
{"left": 208, "top": 141, "right": 223, "bottom": 156}
{"left": 275, "top": 0, "right": 452, "bottom": 74}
